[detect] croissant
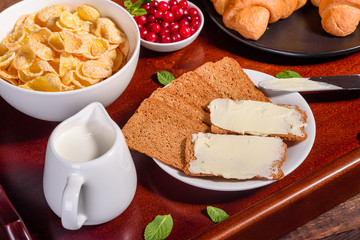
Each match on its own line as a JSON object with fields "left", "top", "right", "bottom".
{"left": 211, "top": 0, "right": 308, "bottom": 40}
{"left": 310, "top": 0, "right": 320, "bottom": 6}
{"left": 318, "top": 0, "right": 360, "bottom": 36}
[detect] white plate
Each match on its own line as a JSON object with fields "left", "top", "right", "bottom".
{"left": 153, "top": 69, "right": 316, "bottom": 191}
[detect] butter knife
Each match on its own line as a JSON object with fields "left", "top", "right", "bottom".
{"left": 258, "top": 74, "right": 360, "bottom": 92}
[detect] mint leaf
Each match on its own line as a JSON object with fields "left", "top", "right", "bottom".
{"left": 276, "top": 70, "right": 302, "bottom": 79}
{"left": 157, "top": 70, "right": 175, "bottom": 86}
{"left": 206, "top": 206, "right": 229, "bottom": 223}
{"left": 132, "top": 8, "right": 147, "bottom": 16}
{"left": 124, "top": 0, "right": 133, "bottom": 9}
{"left": 125, "top": 0, "right": 152, "bottom": 16}
{"left": 144, "top": 215, "right": 173, "bottom": 240}
{"left": 133, "top": 0, "right": 152, "bottom": 10}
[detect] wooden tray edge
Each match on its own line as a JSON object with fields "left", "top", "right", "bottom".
{"left": 191, "top": 147, "right": 360, "bottom": 240}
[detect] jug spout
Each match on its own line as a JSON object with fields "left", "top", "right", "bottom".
{"left": 70, "top": 102, "right": 115, "bottom": 128}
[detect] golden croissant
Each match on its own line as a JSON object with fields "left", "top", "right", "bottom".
{"left": 315, "top": 0, "right": 360, "bottom": 37}
{"left": 211, "top": 0, "right": 308, "bottom": 40}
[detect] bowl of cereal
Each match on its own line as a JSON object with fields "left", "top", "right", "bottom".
{"left": 0, "top": 0, "right": 140, "bottom": 121}
{"left": 135, "top": 0, "right": 204, "bottom": 52}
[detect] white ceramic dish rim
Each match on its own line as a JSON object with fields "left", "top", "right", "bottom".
{"left": 139, "top": 0, "right": 204, "bottom": 47}
{"left": 0, "top": 0, "right": 140, "bottom": 97}
{"left": 153, "top": 69, "right": 316, "bottom": 191}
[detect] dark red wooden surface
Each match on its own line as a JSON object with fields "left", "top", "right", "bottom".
{"left": 1, "top": 0, "right": 360, "bottom": 239}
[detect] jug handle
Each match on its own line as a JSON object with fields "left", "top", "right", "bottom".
{"left": 61, "top": 175, "right": 87, "bottom": 230}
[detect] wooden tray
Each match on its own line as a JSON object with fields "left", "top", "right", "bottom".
{"left": 0, "top": 0, "right": 360, "bottom": 239}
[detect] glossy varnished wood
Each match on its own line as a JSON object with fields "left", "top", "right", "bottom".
{"left": 192, "top": 147, "right": 360, "bottom": 239}
{"left": 0, "top": 0, "right": 360, "bottom": 239}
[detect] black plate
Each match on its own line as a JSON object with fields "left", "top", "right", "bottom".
{"left": 202, "top": 1, "right": 360, "bottom": 58}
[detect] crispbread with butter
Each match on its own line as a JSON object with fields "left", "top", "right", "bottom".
{"left": 122, "top": 57, "right": 308, "bottom": 180}
{"left": 183, "top": 133, "right": 287, "bottom": 180}
{"left": 209, "top": 99, "right": 308, "bottom": 141}
{"left": 122, "top": 97, "right": 209, "bottom": 170}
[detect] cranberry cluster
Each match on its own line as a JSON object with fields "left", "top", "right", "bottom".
{"left": 135, "top": 0, "right": 201, "bottom": 43}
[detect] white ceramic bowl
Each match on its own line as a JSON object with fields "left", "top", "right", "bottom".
{"left": 0, "top": 0, "right": 140, "bottom": 122}
{"left": 140, "top": 1, "right": 204, "bottom": 52}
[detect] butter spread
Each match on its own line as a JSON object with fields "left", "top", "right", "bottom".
{"left": 208, "top": 99, "right": 307, "bottom": 137}
{"left": 259, "top": 78, "right": 340, "bottom": 91}
{"left": 188, "top": 133, "right": 285, "bottom": 179}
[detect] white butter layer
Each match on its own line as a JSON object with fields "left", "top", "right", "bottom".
{"left": 259, "top": 78, "right": 340, "bottom": 91}
{"left": 208, "top": 99, "right": 307, "bottom": 137}
{"left": 188, "top": 133, "right": 285, "bottom": 179}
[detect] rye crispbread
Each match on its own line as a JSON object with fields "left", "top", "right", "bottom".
{"left": 122, "top": 57, "right": 307, "bottom": 179}
{"left": 183, "top": 134, "right": 287, "bottom": 180}
{"left": 210, "top": 103, "right": 308, "bottom": 141}
{"left": 150, "top": 87, "right": 211, "bottom": 125}
{"left": 165, "top": 71, "right": 222, "bottom": 111}
{"left": 195, "top": 57, "right": 270, "bottom": 102}
{"left": 122, "top": 98, "right": 209, "bottom": 170}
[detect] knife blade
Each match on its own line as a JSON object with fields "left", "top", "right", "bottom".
{"left": 258, "top": 74, "right": 360, "bottom": 92}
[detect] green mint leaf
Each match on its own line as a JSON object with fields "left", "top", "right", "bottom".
{"left": 206, "top": 206, "right": 229, "bottom": 223}
{"left": 144, "top": 215, "right": 173, "bottom": 240}
{"left": 276, "top": 70, "right": 302, "bottom": 79}
{"left": 127, "top": 0, "right": 152, "bottom": 15}
{"left": 157, "top": 70, "right": 175, "bottom": 86}
{"left": 124, "top": 0, "right": 133, "bottom": 9}
{"left": 133, "top": 0, "right": 152, "bottom": 10}
{"left": 132, "top": 8, "right": 147, "bottom": 16}
{"left": 124, "top": 0, "right": 132, "bottom": 9}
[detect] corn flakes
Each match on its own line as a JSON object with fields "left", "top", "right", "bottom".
{"left": 0, "top": 4, "right": 128, "bottom": 92}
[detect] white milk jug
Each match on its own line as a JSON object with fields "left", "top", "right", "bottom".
{"left": 43, "top": 102, "right": 137, "bottom": 230}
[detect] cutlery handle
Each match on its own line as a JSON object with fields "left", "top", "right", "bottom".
{"left": 61, "top": 175, "right": 87, "bottom": 230}
{"left": 0, "top": 185, "right": 31, "bottom": 240}
{"left": 1, "top": 220, "right": 31, "bottom": 240}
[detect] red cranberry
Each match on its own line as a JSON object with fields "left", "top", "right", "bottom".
{"left": 147, "top": 15, "right": 156, "bottom": 23}
{"left": 189, "top": 8, "right": 199, "bottom": 17}
{"left": 157, "top": 1, "right": 169, "bottom": 11}
{"left": 191, "top": 19, "right": 201, "bottom": 30}
{"left": 178, "top": 0, "right": 188, "bottom": 9}
{"left": 161, "top": 21, "right": 170, "bottom": 28}
{"left": 169, "top": 22, "right": 180, "bottom": 33}
{"left": 192, "top": 15, "right": 200, "bottom": 21}
{"left": 135, "top": 0, "right": 201, "bottom": 44}
{"left": 136, "top": 15, "right": 147, "bottom": 25}
{"left": 142, "top": 4, "right": 150, "bottom": 11}
{"left": 168, "top": 0, "right": 178, "bottom": 7}
{"left": 140, "top": 28, "right": 149, "bottom": 39}
{"left": 179, "top": 26, "right": 191, "bottom": 38}
{"left": 148, "top": 6, "right": 157, "bottom": 15}
{"left": 161, "top": 35, "right": 172, "bottom": 43}
{"left": 179, "top": 19, "right": 190, "bottom": 27}
{"left": 171, "top": 32, "right": 182, "bottom": 42}
{"left": 150, "top": 1, "right": 159, "bottom": 7}
{"left": 145, "top": 32, "right": 157, "bottom": 42}
{"left": 173, "top": 6, "right": 184, "bottom": 20}
{"left": 181, "top": 14, "right": 192, "bottom": 22}
{"left": 163, "top": 11, "right": 175, "bottom": 22}
{"left": 159, "top": 27, "right": 170, "bottom": 36}
{"left": 149, "top": 23, "right": 161, "bottom": 33}
{"left": 154, "top": 10, "right": 164, "bottom": 19}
